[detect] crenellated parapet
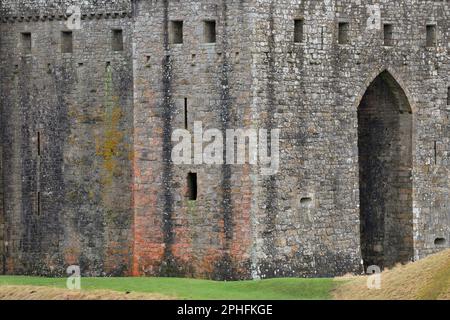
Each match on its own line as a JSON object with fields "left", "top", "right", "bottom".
{"left": 0, "top": 0, "right": 132, "bottom": 22}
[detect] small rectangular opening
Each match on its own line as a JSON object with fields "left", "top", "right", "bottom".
{"left": 61, "top": 31, "right": 73, "bottom": 53}
{"left": 235, "top": 51, "right": 240, "bottom": 64}
{"left": 170, "top": 21, "right": 183, "bottom": 44}
{"left": 383, "top": 24, "right": 394, "bottom": 46}
{"left": 21, "top": 32, "right": 32, "bottom": 54}
{"left": 112, "top": 29, "right": 124, "bottom": 51}
{"left": 187, "top": 172, "right": 197, "bottom": 201}
{"left": 338, "top": 22, "right": 349, "bottom": 45}
{"left": 300, "top": 197, "right": 313, "bottom": 209}
{"left": 426, "top": 24, "right": 436, "bottom": 47}
{"left": 184, "top": 98, "right": 188, "bottom": 130}
{"left": 294, "top": 19, "right": 304, "bottom": 43}
{"left": 204, "top": 20, "right": 216, "bottom": 43}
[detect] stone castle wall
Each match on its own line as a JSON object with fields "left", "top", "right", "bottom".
{"left": 0, "top": 0, "right": 131, "bottom": 17}
{"left": 0, "top": 0, "right": 134, "bottom": 276}
{"left": 0, "top": 0, "right": 449, "bottom": 279}
{"left": 245, "top": 0, "right": 450, "bottom": 277}
{"left": 132, "top": 0, "right": 256, "bottom": 279}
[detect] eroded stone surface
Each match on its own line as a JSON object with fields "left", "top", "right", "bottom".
{"left": 0, "top": 0, "right": 449, "bottom": 279}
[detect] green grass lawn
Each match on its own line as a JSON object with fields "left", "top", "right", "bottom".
{"left": 0, "top": 276, "right": 335, "bottom": 300}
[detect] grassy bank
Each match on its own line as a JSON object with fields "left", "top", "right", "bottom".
{"left": 3, "top": 249, "right": 449, "bottom": 300}
{"left": 0, "top": 276, "right": 335, "bottom": 300}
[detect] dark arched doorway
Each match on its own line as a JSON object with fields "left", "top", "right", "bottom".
{"left": 358, "top": 71, "right": 413, "bottom": 269}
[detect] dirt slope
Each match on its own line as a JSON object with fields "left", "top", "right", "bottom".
{"left": 333, "top": 249, "right": 450, "bottom": 300}
{"left": 0, "top": 285, "right": 173, "bottom": 300}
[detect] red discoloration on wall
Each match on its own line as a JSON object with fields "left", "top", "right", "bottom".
{"left": 130, "top": 119, "right": 254, "bottom": 278}
{"left": 132, "top": 77, "right": 167, "bottom": 275}
{"left": 228, "top": 165, "right": 253, "bottom": 276}
{"left": 133, "top": 179, "right": 165, "bottom": 275}
{"left": 199, "top": 248, "right": 225, "bottom": 277}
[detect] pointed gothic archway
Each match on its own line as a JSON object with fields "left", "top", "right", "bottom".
{"left": 358, "top": 70, "right": 414, "bottom": 269}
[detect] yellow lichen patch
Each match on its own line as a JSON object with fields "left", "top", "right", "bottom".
{"left": 96, "top": 71, "right": 131, "bottom": 223}
{"left": 96, "top": 106, "right": 125, "bottom": 186}
{"left": 88, "top": 190, "right": 96, "bottom": 201}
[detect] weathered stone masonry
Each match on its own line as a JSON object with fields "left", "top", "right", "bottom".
{"left": 0, "top": 0, "right": 449, "bottom": 279}
{"left": 0, "top": 0, "right": 134, "bottom": 276}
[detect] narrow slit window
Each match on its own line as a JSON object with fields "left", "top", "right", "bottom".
{"left": 21, "top": 32, "right": 32, "bottom": 54}
{"left": 434, "top": 141, "right": 437, "bottom": 165}
{"left": 426, "top": 24, "right": 436, "bottom": 47}
{"left": 447, "top": 87, "right": 450, "bottom": 105}
{"left": 338, "top": 22, "right": 349, "bottom": 45}
{"left": 294, "top": 19, "right": 304, "bottom": 43}
{"left": 170, "top": 21, "right": 183, "bottom": 44}
{"left": 61, "top": 31, "right": 73, "bottom": 53}
{"left": 184, "top": 98, "right": 188, "bottom": 130}
{"left": 36, "top": 191, "right": 41, "bottom": 215}
{"left": 204, "top": 20, "right": 216, "bottom": 43}
{"left": 321, "top": 26, "right": 324, "bottom": 48}
{"left": 383, "top": 24, "right": 393, "bottom": 46}
{"left": 37, "top": 131, "right": 41, "bottom": 156}
{"left": 112, "top": 29, "right": 124, "bottom": 51}
{"left": 187, "top": 172, "right": 197, "bottom": 201}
